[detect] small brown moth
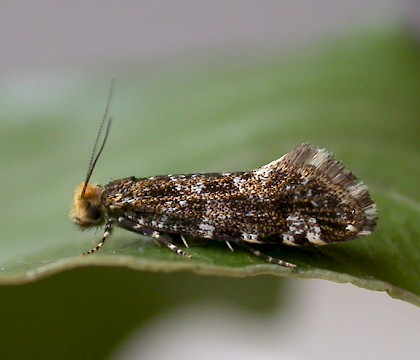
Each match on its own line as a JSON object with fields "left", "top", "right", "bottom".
{"left": 70, "top": 84, "right": 377, "bottom": 268}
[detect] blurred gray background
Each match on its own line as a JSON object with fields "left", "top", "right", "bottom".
{"left": 1, "top": 1, "right": 419, "bottom": 360}
{"left": 1, "top": 0, "right": 413, "bottom": 72}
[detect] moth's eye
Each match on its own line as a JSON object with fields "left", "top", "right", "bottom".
{"left": 87, "top": 203, "right": 102, "bottom": 221}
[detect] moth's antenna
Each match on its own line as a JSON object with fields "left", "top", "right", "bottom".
{"left": 81, "top": 79, "right": 115, "bottom": 196}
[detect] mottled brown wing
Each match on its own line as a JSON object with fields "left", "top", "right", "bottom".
{"left": 101, "top": 143, "right": 377, "bottom": 246}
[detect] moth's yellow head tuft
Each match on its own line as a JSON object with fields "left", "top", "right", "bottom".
{"left": 70, "top": 183, "right": 105, "bottom": 229}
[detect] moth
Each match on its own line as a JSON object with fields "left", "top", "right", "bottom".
{"left": 70, "top": 87, "right": 377, "bottom": 269}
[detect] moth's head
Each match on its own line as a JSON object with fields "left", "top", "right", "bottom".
{"left": 70, "top": 81, "right": 114, "bottom": 230}
{"left": 70, "top": 183, "right": 105, "bottom": 229}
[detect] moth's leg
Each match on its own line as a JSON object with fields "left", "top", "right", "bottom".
{"left": 241, "top": 244, "right": 297, "bottom": 269}
{"left": 117, "top": 217, "right": 192, "bottom": 259}
{"left": 151, "top": 231, "right": 192, "bottom": 259}
{"left": 180, "top": 235, "right": 189, "bottom": 248}
{"left": 225, "top": 241, "right": 234, "bottom": 252}
{"left": 82, "top": 219, "right": 114, "bottom": 255}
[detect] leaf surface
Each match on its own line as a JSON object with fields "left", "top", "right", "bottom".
{"left": 0, "top": 28, "right": 419, "bottom": 306}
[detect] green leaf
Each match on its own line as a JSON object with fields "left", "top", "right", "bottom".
{"left": 0, "top": 27, "right": 419, "bottom": 308}
{"left": 0, "top": 268, "right": 283, "bottom": 359}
